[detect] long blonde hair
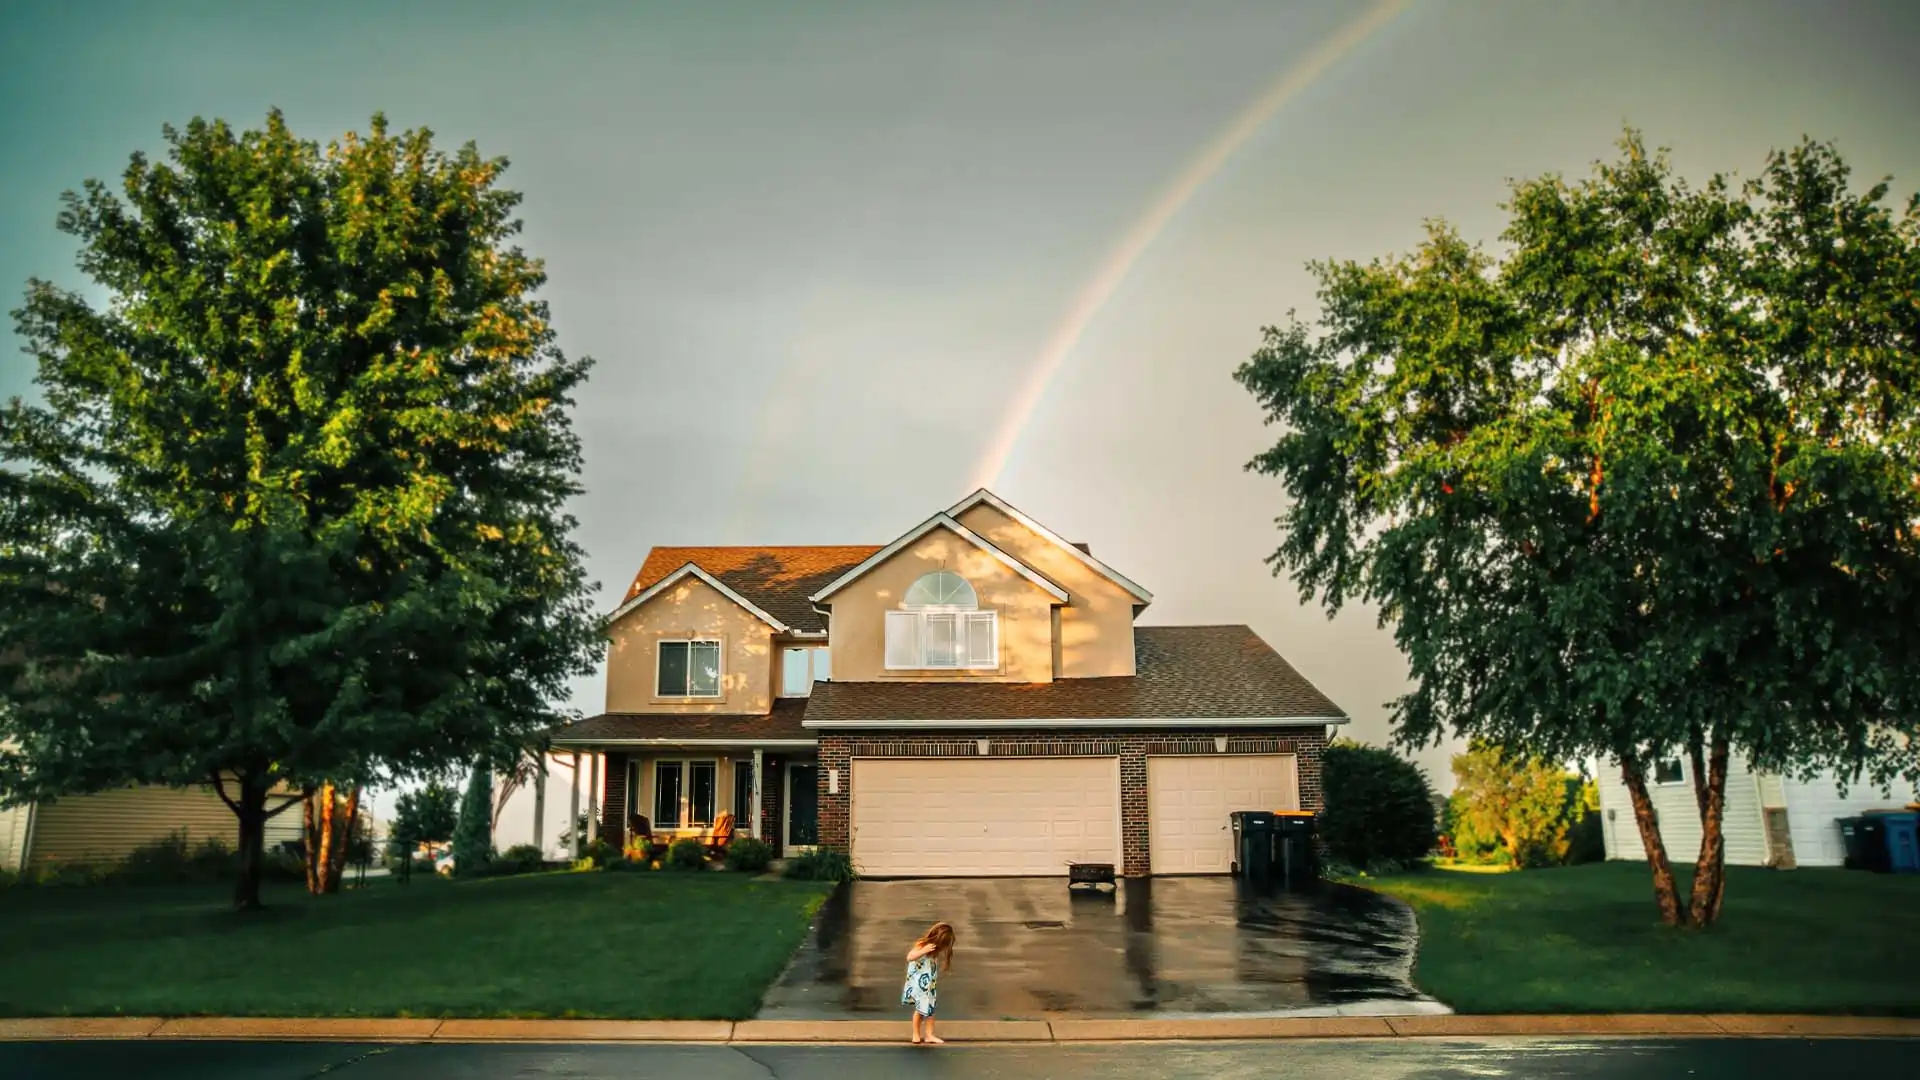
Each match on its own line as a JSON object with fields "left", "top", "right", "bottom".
{"left": 916, "top": 921, "right": 956, "bottom": 970}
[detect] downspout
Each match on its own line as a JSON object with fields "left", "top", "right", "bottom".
{"left": 569, "top": 751, "right": 582, "bottom": 859}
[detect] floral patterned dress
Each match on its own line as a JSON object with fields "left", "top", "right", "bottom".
{"left": 901, "top": 954, "right": 939, "bottom": 1017}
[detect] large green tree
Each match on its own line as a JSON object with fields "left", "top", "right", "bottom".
{"left": 0, "top": 111, "right": 603, "bottom": 910}
{"left": 1236, "top": 132, "right": 1920, "bottom": 926}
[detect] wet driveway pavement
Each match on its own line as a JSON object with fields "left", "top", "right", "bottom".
{"left": 757, "top": 877, "right": 1443, "bottom": 1020}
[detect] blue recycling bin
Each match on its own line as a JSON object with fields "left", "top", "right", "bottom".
{"left": 1876, "top": 812, "right": 1919, "bottom": 874}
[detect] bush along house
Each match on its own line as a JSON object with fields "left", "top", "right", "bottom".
{"left": 550, "top": 490, "right": 1347, "bottom": 877}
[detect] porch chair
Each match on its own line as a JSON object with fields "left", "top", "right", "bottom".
{"left": 704, "top": 812, "right": 736, "bottom": 857}
{"left": 627, "top": 815, "right": 667, "bottom": 861}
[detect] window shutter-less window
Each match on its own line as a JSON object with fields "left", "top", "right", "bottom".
{"left": 964, "top": 611, "right": 997, "bottom": 668}
{"left": 923, "top": 612, "right": 960, "bottom": 667}
{"left": 885, "top": 610, "right": 922, "bottom": 669}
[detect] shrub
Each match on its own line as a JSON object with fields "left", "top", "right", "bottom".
{"left": 0, "top": 868, "right": 16, "bottom": 892}
{"left": 1449, "top": 744, "right": 1590, "bottom": 868}
{"left": 497, "top": 844, "right": 546, "bottom": 874}
{"left": 665, "top": 837, "right": 706, "bottom": 871}
{"left": 725, "top": 837, "right": 774, "bottom": 873}
{"left": 582, "top": 838, "right": 619, "bottom": 867}
{"left": 119, "top": 830, "right": 233, "bottom": 884}
{"left": 784, "top": 847, "right": 854, "bottom": 882}
{"left": 603, "top": 854, "right": 648, "bottom": 873}
{"left": 1319, "top": 742, "right": 1438, "bottom": 871}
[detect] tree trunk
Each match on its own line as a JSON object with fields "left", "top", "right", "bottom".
{"left": 232, "top": 773, "right": 269, "bottom": 913}
{"left": 302, "top": 782, "right": 362, "bottom": 895}
{"left": 1686, "top": 730, "right": 1710, "bottom": 820}
{"left": 325, "top": 786, "right": 361, "bottom": 894}
{"left": 1620, "top": 755, "right": 1687, "bottom": 926}
{"left": 302, "top": 786, "right": 320, "bottom": 894}
{"left": 1687, "top": 730, "right": 1732, "bottom": 926}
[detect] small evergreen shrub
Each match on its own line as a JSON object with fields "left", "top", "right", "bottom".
{"left": 725, "top": 837, "right": 774, "bottom": 873}
{"left": 582, "top": 838, "right": 619, "bottom": 866}
{"left": 497, "top": 844, "right": 547, "bottom": 874}
{"left": 784, "top": 848, "right": 854, "bottom": 882}
{"left": 665, "top": 837, "right": 706, "bottom": 871}
{"left": 1320, "top": 741, "right": 1438, "bottom": 872}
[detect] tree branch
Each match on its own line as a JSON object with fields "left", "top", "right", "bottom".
{"left": 209, "top": 770, "right": 241, "bottom": 815}
{"left": 262, "top": 794, "right": 307, "bottom": 821}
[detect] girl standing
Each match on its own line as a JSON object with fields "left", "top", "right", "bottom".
{"left": 902, "top": 921, "right": 955, "bottom": 1044}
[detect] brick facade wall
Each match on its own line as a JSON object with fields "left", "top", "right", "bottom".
{"left": 816, "top": 728, "right": 1327, "bottom": 877}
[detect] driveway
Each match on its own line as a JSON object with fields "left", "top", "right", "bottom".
{"left": 756, "top": 877, "right": 1440, "bottom": 1019}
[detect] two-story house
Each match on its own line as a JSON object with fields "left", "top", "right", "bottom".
{"left": 551, "top": 490, "right": 1347, "bottom": 877}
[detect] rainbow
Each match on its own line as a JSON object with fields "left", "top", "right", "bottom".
{"left": 969, "top": 0, "right": 1410, "bottom": 491}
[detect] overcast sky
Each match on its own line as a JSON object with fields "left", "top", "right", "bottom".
{"left": 4, "top": 1, "right": 1918, "bottom": 830}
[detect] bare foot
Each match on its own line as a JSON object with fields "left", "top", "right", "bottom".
{"left": 925, "top": 1035, "right": 945, "bottom": 1045}
{"left": 911, "top": 1035, "right": 923, "bottom": 1045}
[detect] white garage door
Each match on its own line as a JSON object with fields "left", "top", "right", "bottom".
{"left": 851, "top": 757, "right": 1121, "bottom": 877}
{"left": 1148, "top": 754, "right": 1299, "bottom": 875}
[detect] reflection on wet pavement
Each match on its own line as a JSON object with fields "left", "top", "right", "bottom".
{"left": 756, "top": 876, "right": 1441, "bottom": 1019}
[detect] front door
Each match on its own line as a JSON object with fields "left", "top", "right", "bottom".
{"left": 788, "top": 764, "right": 820, "bottom": 848}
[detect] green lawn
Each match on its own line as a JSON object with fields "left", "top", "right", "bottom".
{"left": 0, "top": 872, "right": 834, "bottom": 1019}
{"left": 1351, "top": 861, "right": 1920, "bottom": 1015}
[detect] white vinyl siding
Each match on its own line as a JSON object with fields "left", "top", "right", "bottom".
{"left": 884, "top": 610, "right": 998, "bottom": 670}
{"left": 0, "top": 802, "right": 31, "bottom": 873}
{"left": 1592, "top": 755, "right": 1917, "bottom": 868}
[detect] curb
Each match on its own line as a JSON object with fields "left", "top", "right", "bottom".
{"left": 2, "top": 1014, "right": 1918, "bottom": 1044}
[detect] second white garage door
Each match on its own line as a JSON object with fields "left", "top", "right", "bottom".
{"left": 1148, "top": 754, "right": 1299, "bottom": 875}
{"left": 851, "top": 757, "right": 1121, "bottom": 877}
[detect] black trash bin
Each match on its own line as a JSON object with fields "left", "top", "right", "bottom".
{"left": 1230, "top": 811, "right": 1277, "bottom": 881}
{"left": 1272, "top": 810, "right": 1319, "bottom": 889}
{"left": 1839, "top": 816, "right": 1892, "bottom": 873}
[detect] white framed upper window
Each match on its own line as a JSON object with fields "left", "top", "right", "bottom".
{"left": 657, "top": 638, "right": 722, "bottom": 698}
{"left": 887, "top": 571, "right": 997, "bottom": 670}
{"left": 1653, "top": 757, "right": 1685, "bottom": 785}
{"left": 781, "top": 647, "right": 832, "bottom": 697}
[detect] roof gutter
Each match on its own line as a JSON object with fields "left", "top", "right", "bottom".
{"left": 548, "top": 737, "right": 819, "bottom": 749}
{"left": 801, "top": 716, "right": 1349, "bottom": 731}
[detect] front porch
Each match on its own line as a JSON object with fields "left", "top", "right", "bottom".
{"left": 549, "top": 702, "right": 821, "bottom": 858}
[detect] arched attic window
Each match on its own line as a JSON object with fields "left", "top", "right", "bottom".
{"left": 902, "top": 570, "right": 978, "bottom": 610}
{"left": 888, "top": 570, "right": 997, "bottom": 670}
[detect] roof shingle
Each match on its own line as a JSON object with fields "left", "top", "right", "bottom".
{"left": 626, "top": 546, "right": 881, "bottom": 633}
{"left": 803, "top": 625, "right": 1345, "bottom": 724}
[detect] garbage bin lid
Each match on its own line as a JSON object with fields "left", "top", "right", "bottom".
{"left": 1273, "top": 810, "right": 1316, "bottom": 817}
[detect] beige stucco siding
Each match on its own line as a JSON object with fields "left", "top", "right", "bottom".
{"left": 956, "top": 502, "right": 1138, "bottom": 678}
{"left": 826, "top": 525, "right": 1059, "bottom": 683}
{"left": 605, "top": 576, "right": 775, "bottom": 714}
{"left": 24, "top": 783, "right": 303, "bottom": 870}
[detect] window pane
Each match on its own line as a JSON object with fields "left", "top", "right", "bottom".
{"left": 657, "top": 642, "right": 689, "bottom": 696}
{"left": 733, "top": 760, "right": 756, "bottom": 828}
{"left": 966, "top": 612, "right": 995, "bottom": 667}
{"left": 924, "top": 613, "right": 958, "bottom": 666}
{"left": 885, "top": 611, "right": 922, "bottom": 668}
{"left": 814, "top": 648, "right": 830, "bottom": 682}
{"left": 689, "top": 762, "right": 717, "bottom": 827}
{"left": 782, "top": 647, "right": 812, "bottom": 697}
{"left": 1654, "top": 758, "right": 1684, "bottom": 784}
{"left": 689, "top": 641, "right": 721, "bottom": 696}
{"left": 654, "top": 762, "right": 682, "bottom": 827}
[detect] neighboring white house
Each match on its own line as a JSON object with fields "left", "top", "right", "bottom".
{"left": 1592, "top": 753, "right": 1919, "bottom": 868}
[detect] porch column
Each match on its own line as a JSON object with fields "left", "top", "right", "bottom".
{"left": 751, "top": 748, "right": 765, "bottom": 840}
{"left": 568, "top": 751, "right": 582, "bottom": 859}
{"left": 587, "top": 753, "right": 601, "bottom": 844}
{"left": 532, "top": 746, "right": 548, "bottom": 856}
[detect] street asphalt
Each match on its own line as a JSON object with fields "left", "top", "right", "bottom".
{"left": 2, "top": 1037, "right": 1915, "bottom": 1078}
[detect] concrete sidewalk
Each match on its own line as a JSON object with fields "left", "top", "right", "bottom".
{"left": 1, "top": 1015, "right": 1917, "bottom": 1044}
